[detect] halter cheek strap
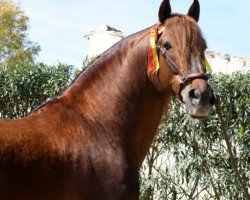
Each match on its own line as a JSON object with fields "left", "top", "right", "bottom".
{"left": 148, "top": 27, "right": 211, "bottom": 98}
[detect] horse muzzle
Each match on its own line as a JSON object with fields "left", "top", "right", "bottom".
{"left": 180, "top": 78, "right": 215, "bottom": 119}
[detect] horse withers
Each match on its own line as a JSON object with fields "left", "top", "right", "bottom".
{"left": 0, "top": 0, "right": 214, "bottom": 199}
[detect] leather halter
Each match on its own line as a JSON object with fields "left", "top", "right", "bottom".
{"left": 156, "top": 42, "right": 209, "bottom": 100}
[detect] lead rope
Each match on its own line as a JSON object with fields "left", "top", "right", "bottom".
{"left": 215, "top": 96, "right": 250, "bottom": 200}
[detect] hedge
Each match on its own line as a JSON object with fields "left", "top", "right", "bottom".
{"left": 0, "top": 63, "right": 76, "bottom": 118}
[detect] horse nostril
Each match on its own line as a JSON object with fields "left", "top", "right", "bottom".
{"left": 189, "top": 89, "right": 201, "bottom": 100}
{"left": 188, "top": 89, "right": 201, "bottom": 106}
{"left": 188, "top": 88, "right": 215, "bottom": 107}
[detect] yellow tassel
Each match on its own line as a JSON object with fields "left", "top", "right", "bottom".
{"left": 205, "top": 58, "right": 212, "bottom": 73}
{"left": 149, "top": 30, "right": 160, "bottom": 74}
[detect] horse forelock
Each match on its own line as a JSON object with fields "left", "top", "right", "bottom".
{"left": 163, "top": 14, "right": 207, "bottom": 71}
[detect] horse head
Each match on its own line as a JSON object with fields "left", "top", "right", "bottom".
{"left": 149, "top": 0, "right": 215, "bottom": 119}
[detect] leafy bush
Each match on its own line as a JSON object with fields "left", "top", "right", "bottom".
{"left": 140, "top": 72, "right": 250, "bottom": 200}
{"left": 0, "top": 62, "right": 75, "bottom": 118}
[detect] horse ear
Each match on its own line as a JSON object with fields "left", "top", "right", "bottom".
{"left": 158, "top": 0, "right": 172, "bottom": 24}
{"left": 187, "top": 0, "right": 200, "bottom": 22}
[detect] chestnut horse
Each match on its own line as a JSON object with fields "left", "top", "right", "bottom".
{"left": 0, "top": 0, "right": 214, "bottom": 199}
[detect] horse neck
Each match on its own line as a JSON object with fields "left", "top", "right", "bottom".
{"left": 62, "top": 28, "right": 170, "bottom": 169}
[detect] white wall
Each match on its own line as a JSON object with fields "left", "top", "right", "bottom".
{"left": 206, "top": 51, "right": 250, "bottom": 74}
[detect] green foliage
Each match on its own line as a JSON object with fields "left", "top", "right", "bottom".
{"left": 140, "top": 72, "right": 250, "bottom": 200}
{"left": 0, "top": 0, "right": 40, "bottom": 67}
{"left": 0, "top": 62, "right": 75, "bottom": 118}
{"left": 82, "top": 55, "right": 97, "bottom": 68}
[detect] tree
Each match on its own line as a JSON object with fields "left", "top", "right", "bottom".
{"left": 0, "top": 0, "right": 40, "bottom": 67}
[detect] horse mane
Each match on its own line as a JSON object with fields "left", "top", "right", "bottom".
{"left": 31, "top": 26, "right": 153, "bottom": 114}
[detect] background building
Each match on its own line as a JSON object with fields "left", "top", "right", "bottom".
{"left": 84, "top": 24, "right": 126, "bottom": 58}
{"left": 85, "top": 24, "right": 250, "bottom": 74}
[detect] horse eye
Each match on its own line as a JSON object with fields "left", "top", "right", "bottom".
{"left": 163, "top": 42, "right": 172, "bottom": 51}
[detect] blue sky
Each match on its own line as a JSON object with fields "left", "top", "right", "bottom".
{"left": 17, "top": 0, "right": 250, "bottom": 68}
